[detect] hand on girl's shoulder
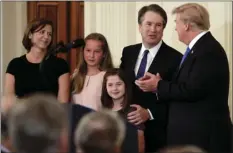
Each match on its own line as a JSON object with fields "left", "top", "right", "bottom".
{"left": 128, "top": 106, "right": 137, "bottom": 113}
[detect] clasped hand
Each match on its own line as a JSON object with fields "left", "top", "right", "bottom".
{"left": 135, "top": 72, "right": 162, "bottom": 92}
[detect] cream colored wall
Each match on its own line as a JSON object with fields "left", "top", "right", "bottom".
{"left": 84, "top": 2, "right": 232, "bottom": 118}
{"left": 1, "top": 2, "right": 27, "bottom": 95}
{"left": 0, "top": 2, "right": 2, "bottom": 96}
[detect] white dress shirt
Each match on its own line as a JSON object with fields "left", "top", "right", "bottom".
{"left": 134, "top": 40, "right": 162, "bottom": 75}
{"left": 188, "top": 31, "right": 208, "bottom": 50}
{"left": 134, "top": 40, "right": 163, "bottom": 120}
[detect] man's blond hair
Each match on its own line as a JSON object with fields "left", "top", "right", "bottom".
{"left": 172, "top": 3, "right": 210, "bottom": 30}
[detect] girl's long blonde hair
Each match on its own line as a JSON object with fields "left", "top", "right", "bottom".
{"left": 72, "top": 33, "right": 114, "bottom": 94}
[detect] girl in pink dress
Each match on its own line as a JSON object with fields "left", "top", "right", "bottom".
{"left": 71, "top": 33, "right": 113, "bottom": 110}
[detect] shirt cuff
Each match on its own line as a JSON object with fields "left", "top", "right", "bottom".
{"left": 152, "top": 90, "right": 159, "bottom": 100}
{"left": 156, "top": 92, "right": 159, "bottom": 100}
{"left": 147, "top": 109, "right": 154, "bottom": 120}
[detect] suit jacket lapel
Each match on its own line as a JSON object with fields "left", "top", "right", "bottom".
{"left": 177, "top": 48, "right": 194, "bottom": 71}
{"left": 174, "top": 48, "right": 194, "bottom": 79}
{"left": 174, "top": 32, "right": 211, "bottom": 79}
{"left": 132, "top": 44, "right": 141, "bottom": 67}
{"left": 126, "top": 44, "right": 142, "bottom": 80}
{"left": 130, "top": 44, "right": 141, "bottom": 77}
{"left": 147, "top": 41, "right": 166, "bottom": 73}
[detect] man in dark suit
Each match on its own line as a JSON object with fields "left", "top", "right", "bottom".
{"left": 135, "top": 3, "right": 232, "bottom": 153}
{"left": 120, "top": 4, "right": 182, "bottom": 152}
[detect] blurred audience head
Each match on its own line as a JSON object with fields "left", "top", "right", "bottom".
{"left": 1, "top": 94, "right": 17, "bottom": 152}
{"left": 75, "top": 109, "right": 126, "bottom": 153}
{"left": 1, "top": 113, "right": 13, "bottom": 152}
{"left": 1, "top": 94, "right": 17, "bottom": 116}
{"left": 8, "top": 93, "right": 68, "bottom": 153}
{"left": 159, "top": 145, "right": 206, "bottom": 153}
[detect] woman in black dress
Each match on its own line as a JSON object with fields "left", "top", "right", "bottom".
{"left": 4, "top": 18, "right": 69, "bottom": 102}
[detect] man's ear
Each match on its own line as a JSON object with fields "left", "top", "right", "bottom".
{"left": 185, "top": 23, "right": 191, "bottom": 31}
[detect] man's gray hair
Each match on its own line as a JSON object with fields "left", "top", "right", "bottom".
{"left": 75, "top": 109, "right": 126, "bottom": 153}
{"left": 8, "top": 93, "right": 67, "bottom": 153}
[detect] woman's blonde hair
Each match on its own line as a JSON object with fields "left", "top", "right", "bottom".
{"left": 72, "top": 33, "right": 114, "bottom": 94}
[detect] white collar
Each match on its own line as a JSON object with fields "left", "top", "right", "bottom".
{"left": 140, "top": 40, "right": 162, "bottom": 58}
{"left": 189, "top": 31, "right": 208, "bottom": 49}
